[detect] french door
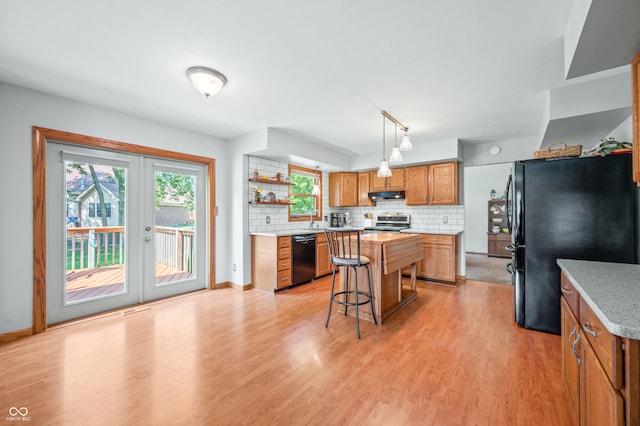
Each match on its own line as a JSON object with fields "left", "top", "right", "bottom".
{"left": 46, "top": 142, "right": 208, "bottom": 324}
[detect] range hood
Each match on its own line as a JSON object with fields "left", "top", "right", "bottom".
{"left": 368, "top": 191, "right": 405, "bottom": 200}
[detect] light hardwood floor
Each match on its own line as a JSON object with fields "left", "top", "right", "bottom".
{"left": 0, "top": 277, "right": 571, "bottom": 425}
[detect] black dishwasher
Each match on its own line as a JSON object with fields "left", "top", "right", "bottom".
{"left": 291, "top": 234, "right": 316, "bottom": 286}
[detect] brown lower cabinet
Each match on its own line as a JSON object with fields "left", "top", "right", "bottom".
{"left": 487, "top": 232, "right": 511, "bottom": 258}
{"left": 416, "top": 234, "right": 459, "bottom": 284}
{"left": 252, "top": 233, "right": 332, "bottom": 292}
{"left": 252, "top": 235, "right": 292, "bottom": 291}
{"left": 560, "top": 272, "right": 639, "bottom": 425}
{"left": 315, "top": 232, "right": 332, "bottom": 278}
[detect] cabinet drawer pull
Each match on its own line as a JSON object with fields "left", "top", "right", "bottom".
{"left": 281, "top": 276, "right": 289, "bottom": 281}
{"left": 571, "top": 329, "right": 582, "bottom": 366}
{"left": 560, "top": 287, "right": 573, "bottom": 295}
{"left": 582, "top": 322, "right": 597, "bottom": 337}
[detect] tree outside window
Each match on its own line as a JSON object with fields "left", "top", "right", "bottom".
{"left": 289, "top": 165, "right": 321, "bottom": 221}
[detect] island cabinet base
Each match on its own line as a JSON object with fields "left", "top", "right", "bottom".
{"left": 560, "top": 271, "right": 640, "bottom": 426}
{"left": 337, "top": 233, "right": 423, "bottom": 324}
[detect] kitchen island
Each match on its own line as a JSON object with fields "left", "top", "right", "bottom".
{"left": 557, "top": 259, "right": 640, "bottom": 425}
{"left": 338, "top": 232, "right": 423, "bottom": 324}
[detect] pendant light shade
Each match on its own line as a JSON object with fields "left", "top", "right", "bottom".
{"left": 400, "top": 130, "right": 413, "bottom": 151}
{"left": 377, "top": 114, "right": 393, "bottom": 177}
{"left": 311, "top": 166, "right": 321, "bottom": 195}
{"left": 377, "top": 159, "right": 392, "bottom": 177}
{"left": 186, "top": 66, "right": 227, "bottom": 97}
{"left": 389, "top": 124, "right": 403, "bottom": 163}
{"left": 389, "top": 146, "right": 403, "bottom": 163}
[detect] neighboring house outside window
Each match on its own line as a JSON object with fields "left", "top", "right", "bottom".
{"left": 88, "top": 203, "right": 112, "bottom": 218}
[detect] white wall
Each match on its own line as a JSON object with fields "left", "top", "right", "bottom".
{"left": 463, "top": 163, "right": 513, "bottom": 253}
{"left": 606, "top": 115, "right": 633, "bottom": 141}
{"left": 0, "top": 82, "right": 229, "bottom": 334}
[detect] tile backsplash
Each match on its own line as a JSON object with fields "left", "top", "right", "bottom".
{"left": 248, "top": 156, "right": 464, "bottom": 233}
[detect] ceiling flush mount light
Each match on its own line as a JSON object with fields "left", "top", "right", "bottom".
{"left": 490, "top": 145, "right": 502, "bottom": 155}
{"left": 186, "top": 66, "right": 227, "bottom": 98}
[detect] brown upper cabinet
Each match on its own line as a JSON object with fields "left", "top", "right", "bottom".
{"left": 428, "top": 162, "right": 458, "bottom": 205}
{"left": 357, "top": 171, "right": 373, "bottom": 206}
{"left": 329, "top": 172, "right": 358, "bottom": 207}
{"left": 369, "top": 168, "right": 404, "bottom": 191}
{"left": 632, "top": 48, "right": 640, "bottom": 185}
{"left": 404, "top": 165, "right": 429, "bottom": 205}
{"left": 330, "top": 161, "right": 458, "bottom": 207}
{"left": 405, "top": 162, "right": 458, "bottom": 205}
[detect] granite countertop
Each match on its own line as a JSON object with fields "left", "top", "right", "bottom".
{"left": 251, "top": 227, "right": 463, "bottom": 237}
{"left": 360, "top": 232, "right": 422, "bottom": 243}
{"left": 251, "top": 227, "right": 364, "bottom": 237}
{"left": 557, "top": 259, "right": 640, "bottom": 340}
{"left": 400, "top": 229, "right": 463, "bottom": 235}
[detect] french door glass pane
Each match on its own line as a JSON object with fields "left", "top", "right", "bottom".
{"left": 64, "top": 161, "right": 127, "bottom": 303}
{"left": 153, "top": 170, "right": 196, "bottom": 285}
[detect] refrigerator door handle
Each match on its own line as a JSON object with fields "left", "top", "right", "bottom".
{"left": 505, "top": 262, "right": 514, "bottom": 274}
{"left": 505, "top": 173, "right": 512, "bottom": 232}
{"left": 505, "top": 243, "right": 514, "bottom": 253}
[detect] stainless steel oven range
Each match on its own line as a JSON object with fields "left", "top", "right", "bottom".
{"left": 363, "top": 214, "right": 411, "bottom": 233}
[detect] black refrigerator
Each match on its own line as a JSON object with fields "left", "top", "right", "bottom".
{"left": 506, "top": 154, "right": 638, "bottom": 334}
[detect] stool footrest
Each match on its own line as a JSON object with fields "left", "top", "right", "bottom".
{"left": 331, "top": 290, "right": 373, "bottom": 307}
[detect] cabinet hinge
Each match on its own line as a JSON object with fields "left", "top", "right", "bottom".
{"left": 622, "top": 341, "right": 626, "bottom": 351}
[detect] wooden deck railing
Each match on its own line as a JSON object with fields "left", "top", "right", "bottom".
{"left": 66, "top": 226, "right": 194, "bottom": 272}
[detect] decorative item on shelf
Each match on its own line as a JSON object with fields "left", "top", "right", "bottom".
{"left": 492, "top": 225, "right": 500, "bottom": 233}
{"left": 261, "top": 175, "right": 268, "bottom": 180}
{"left": 490, "top": 189, "right": 497, "bottom": 199}
{"left": 253, "top": 169, "right": 259, "bottom": 180}
{"left": 250, "top": 186, "right": 262, "bottom": 202}
{"left": 533, "top": 142, "right": 582, "bottom": 159}
{"left": 267, "top": 192, "right": 277, "bottom": 202}
{"left": 276, "top": 172, "right": 282, "bottom": 181}
{"left": 580, "top": 137, "right": 632, "bottom": 157}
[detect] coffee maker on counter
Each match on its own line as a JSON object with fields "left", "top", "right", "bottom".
{"left": 329, "top": 213, "right": 342, "bottom": 227}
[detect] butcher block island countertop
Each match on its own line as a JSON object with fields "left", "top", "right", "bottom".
{"left": 340, "top": 232, "right": 424, "bottom": 324}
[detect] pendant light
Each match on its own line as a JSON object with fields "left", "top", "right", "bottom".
{"left": 389, "top": 123, "right": 403, "bottom": 163}
{"left": 399, "top": 129, "right": 413, "bottom": 151}
{"left": 377, "top": 115, "right": 392, "bottom": 178}
{"left": 311, "top": 165, "right": 321, "bottom": 196}
{"left": 381, "top": 110, "right": 412, "bottom": 161}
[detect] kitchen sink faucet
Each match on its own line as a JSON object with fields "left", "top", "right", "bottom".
{"left": 309, "top": 209, "right": 320, "bottom": 229}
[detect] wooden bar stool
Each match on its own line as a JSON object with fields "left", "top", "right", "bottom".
{"left": 324, "top": 228, "right": 377, "bottom": 338}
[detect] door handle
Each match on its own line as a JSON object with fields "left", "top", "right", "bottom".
{"left": 145, "top": 236, "right": 152, "bottom": 242}
{"left": 145, "top": 226, "right": 152, "bottom": 231}
{"left": 582, "top": 322, "right": 598, "bottom": 337}
{"left": 505, "top": 262, "right": 513, "bottom": 274}
{"left": 504, "top": 243, "right": 514, "bottom": 252}
{"left": 571, "top": 331, "right": 582, "bottom": 366}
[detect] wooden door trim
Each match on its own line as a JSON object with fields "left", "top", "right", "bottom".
{"left": 32, "top": 126, "right": 217, "bottom": 334}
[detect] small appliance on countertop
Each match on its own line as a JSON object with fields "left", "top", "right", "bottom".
{"left": 363, "top": 214, "right": 411, "bottom": 233}
{"left": 329, "top": 213, "right": 342, "bottom": 227}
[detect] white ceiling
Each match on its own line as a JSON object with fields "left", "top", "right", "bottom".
{"left": 0, "top": 1, "right": 635, "bottom": 156}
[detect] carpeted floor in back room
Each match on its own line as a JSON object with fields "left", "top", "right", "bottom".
{"left": 465, "top": 253, "right": 512, "bottom": 285}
